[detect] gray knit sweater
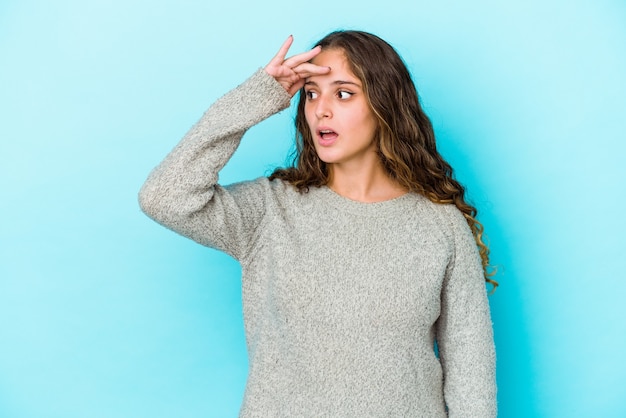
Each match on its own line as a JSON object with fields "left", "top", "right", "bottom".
{"left": 139, "top": 69, "right": 496, "bottom": 417}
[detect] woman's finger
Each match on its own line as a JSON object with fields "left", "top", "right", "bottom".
{"left": 264, "top": 35, "right": 329, "bottom": 96}
{"left": 288, "top": 79, "right": 306, "bottom": 96}
{"left": 283, "top": 45, "right": 323, "bottom": 69}
{"left": 267, "top": 35, "right": 294, "bottom": 68}
{"left": 292, "top": 62, "right": 331, "bottom": 79}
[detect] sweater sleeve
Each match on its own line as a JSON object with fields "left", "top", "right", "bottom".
{"left": 138, "top": 69, "right": 292, "bottom": 260}
{"left": 436, "top": 206, "right": 497, "bottom": 417}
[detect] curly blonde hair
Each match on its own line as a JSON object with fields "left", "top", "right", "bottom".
{"left": 270, "top": 30, "right": 497, "bottom": 291}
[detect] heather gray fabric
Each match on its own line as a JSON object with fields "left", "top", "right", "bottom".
{"left": 139, "top": 69, "right": 496, "bottom": 417}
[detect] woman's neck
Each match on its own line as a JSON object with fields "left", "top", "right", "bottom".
{"left": 327, "top": 160, "right": 408, "bottom": 203}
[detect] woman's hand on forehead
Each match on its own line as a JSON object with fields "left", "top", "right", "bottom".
{"left": 265, "top": 35, "right": 331, "bottom": 97}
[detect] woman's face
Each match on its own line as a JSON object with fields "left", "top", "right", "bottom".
{"left": 303, "top": 49, "right": 378, "bottom": 168}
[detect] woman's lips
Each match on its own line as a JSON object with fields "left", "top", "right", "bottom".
{"left": 317, "top": 129, "right": 338, "bottom": 146}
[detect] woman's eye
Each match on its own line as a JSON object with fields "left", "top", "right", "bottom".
{"left": 337, "top": 91, "right": 353, "bottom": 100}
{"left": 305, "top": 91, "right": 318, "bottom": 100}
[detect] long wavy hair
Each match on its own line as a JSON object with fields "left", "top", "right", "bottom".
{"left": 270, "top": 30, "right": 497, "bottom": 290}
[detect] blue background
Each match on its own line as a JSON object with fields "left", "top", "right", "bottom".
{"left": 1, "top": 1, "right": 625, "bottom": 417}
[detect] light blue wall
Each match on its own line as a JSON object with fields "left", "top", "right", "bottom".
{"left": 1, "top": 1, "right": 625, "bottom": 416}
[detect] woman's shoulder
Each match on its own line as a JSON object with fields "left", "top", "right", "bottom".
{"left": 404, "top": 194, "right": 473, "bottom": 243}
{"left": 224, "top": 176, "right": 302, "bottom": 203}
{"left": 405, "top": 193, "right": 454, "bottom": 219}
{"left": 409, "top": 194, "right": 465, "bottom": 224}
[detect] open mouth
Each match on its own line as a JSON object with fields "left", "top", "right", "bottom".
{"left": 318, "top": 129, "right": 338, "bottom": 139}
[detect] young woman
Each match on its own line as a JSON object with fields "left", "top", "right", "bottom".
{"left": 140, "top": 30, "right": 497, "bottom": 417}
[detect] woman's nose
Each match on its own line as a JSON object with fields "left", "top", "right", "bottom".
{"left": 314, "top": 95, "right": 332, "bottom": 119}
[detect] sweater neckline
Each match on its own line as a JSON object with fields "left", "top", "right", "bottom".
{"left": 310, "top": 185, "right": 419, "bottom": 217}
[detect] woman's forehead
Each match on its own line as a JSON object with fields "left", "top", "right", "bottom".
{"left": 308, "top": 49, "right": 360, "bottom": 84}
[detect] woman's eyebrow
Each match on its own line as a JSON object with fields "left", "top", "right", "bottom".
{"left": 304, "top": 80, "right": 361, "bottom": 87}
